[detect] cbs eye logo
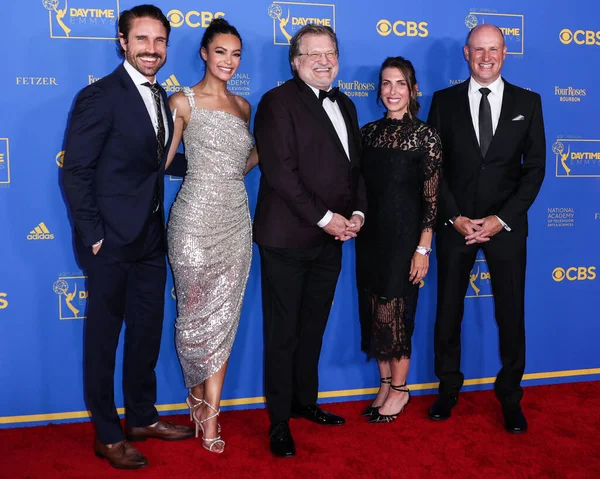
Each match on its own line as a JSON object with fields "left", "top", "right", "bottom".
{"left": 552, "top": 266, "right": 596, "bottom": 282}
{"left": 559, "top": 28, "right": 600, "bottom": 45}
{"left": 166, "top": 9, "right": 224, "bottom": 28}
{"left": 376, "top": 20, "right": 429, "bottom": 38}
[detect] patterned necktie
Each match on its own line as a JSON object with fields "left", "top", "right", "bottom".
{"left": 143, "top": 82, "right": 165, "bottom": 162}
{"left": 478, "top": 87, "right": 493, "bottom": 157}
{"left": 319, "top": 87, "right": 339, "bottom": 103}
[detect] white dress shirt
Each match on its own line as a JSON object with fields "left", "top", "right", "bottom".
{"left": 468, "top": 75, "right": 503, "bottom": 143}
{"left": 305, "top": 83, "right": 364, "bottom": 228}
{"left": 123, "top": 60, "right": 169, "bottom": 143}
{"left": 467, "top": 75, "right": 510, "bottom": 231}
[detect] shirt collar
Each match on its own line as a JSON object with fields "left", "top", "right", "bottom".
{"left": 305, "top": 82, "right": 333, "bottom": 98}
{"left": 123, "top": 60, "right": 156, "bottom": 86}
{"left": 468, "top": 75, "right": 504, "bottom": 97}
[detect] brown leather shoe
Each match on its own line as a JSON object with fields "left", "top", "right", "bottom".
{"left": 93, "top": 438, "right": 148, "bottom": 470}
{"left": 126, "top": 419, "right": 195, "bottom": 442}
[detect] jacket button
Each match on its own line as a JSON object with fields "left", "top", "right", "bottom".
{"left": 481, "top": 164, "right": 486, "bottom": 170}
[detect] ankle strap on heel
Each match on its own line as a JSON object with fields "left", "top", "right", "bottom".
{"left": 199, "top": 401, "right": 221, "bottom": 424}
{"left": 390, "top": 382, "right": 410, "bottom": 393}
{"left": 380, "top": 376, "right": 392, "bottom": 384}
{"left": 187, "top": 391, "right": 203, "bottom": 409}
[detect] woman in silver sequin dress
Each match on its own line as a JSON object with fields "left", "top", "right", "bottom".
{"left": 165, "top": 19, "right": 257, "bottom": 453}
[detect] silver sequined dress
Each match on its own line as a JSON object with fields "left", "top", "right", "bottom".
{"left": 167, "top": 87, "right": 253, "bottom": 388}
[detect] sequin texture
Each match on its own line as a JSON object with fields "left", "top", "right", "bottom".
{"left": 167, "top": 87, "right": 254, "bottom": 388}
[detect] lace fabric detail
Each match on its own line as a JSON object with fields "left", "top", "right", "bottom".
{"left": 360, "top": 114, "right": 442, "bottom": 231}
{"left": 359, "top": 290, "right": 417, "bottom": 361}
{"left": 356, "top": 114, "right": 442, "bottom": 361}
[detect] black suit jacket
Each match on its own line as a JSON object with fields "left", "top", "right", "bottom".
{"left": 253, "top": 77, "right": 367, "bottom": 248}
{"left": 428, "top": 79, "right": 545, "bottom": 235}
{"left": 63, "top": 64, "right": 174, "bottom": 255}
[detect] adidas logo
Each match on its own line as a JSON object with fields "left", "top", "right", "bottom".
{"left": 161, "top": 74, "right": 183, "bottom": 93}
{"left": 27, "top": 222, "right": 55, "bottom": 240}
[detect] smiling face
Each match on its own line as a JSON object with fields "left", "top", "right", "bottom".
{"left": 464, "top": 24, "right": 507, "bottom": 86}
{"left": 293, "top": 33, "right": 339, "bottom": 90}
{"left": 201, "top": 33, "right": 242, "bottom": 82}
{"left": 380, "top": 67, "right": 415, "bottom": 118}
{"left": 119, "top": 16, "right": 168, "bottom": 81}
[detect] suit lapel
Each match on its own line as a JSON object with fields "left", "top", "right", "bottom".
{"left": 295, "top": 78, "right": 348, "bottom": 158}
{"left": 337, "top": 95, "right": 360, "bottom": 165}
{"left": 457, "top": 81, "right": 481, "bottom": 156}
{"left": 159, "top": 84, "right": 173, "bottom": 167}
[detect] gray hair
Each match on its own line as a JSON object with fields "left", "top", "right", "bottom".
{"left": 289, "top": 25, "right": 339, "bottom": 75}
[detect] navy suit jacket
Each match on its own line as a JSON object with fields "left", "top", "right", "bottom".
{"left": 63, "top": 64, "right": 174, "bottom": 256}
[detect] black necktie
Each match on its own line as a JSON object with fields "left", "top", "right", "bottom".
{"left": 143, "top": 82, "right": 165, "bottom": 162}
{"left": 319, "top": 87, "right": 339, "bottom": 103}
{"left": 478, "top": 87, "right": 493, "bottom": 157}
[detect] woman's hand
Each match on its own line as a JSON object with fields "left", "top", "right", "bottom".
{"left": 409, "top": 251, "right": 429, "bottom": 285}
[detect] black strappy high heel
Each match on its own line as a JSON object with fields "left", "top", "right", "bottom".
{"left": 362, "top": 376, "right": 392, "bottom": 417}
{"left": 368, "top": 382, "right": 411, "bottom": 423}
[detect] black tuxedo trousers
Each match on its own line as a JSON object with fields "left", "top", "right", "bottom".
{"left": 435, "top": 226, "right": 526, "bottom": 408}
{"left": 259, "top": 242, "right": 342, "bottom": 424}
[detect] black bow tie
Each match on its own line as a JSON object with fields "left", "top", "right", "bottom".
{"left": 319, "top": 87, "right": 339, "bottom": 103}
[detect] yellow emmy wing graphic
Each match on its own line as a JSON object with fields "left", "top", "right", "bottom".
{"left": 465, "top": 12, "right": 524, "bottom": 54}
{"left": 53, "top": 276, "right": 88, "bottom": 320}
{"left": 466, "top": 256, "right": 493, "bottom": 298}
{"left": 268, "top": 2, "right": 335, "bottom": 46}
{"left": 42, "top": 0, "right": 120, "bottom": 40}
{"left": 554, "top": 139, "right": 600, "bottom": 178}
{"left": 0, "top": 138, "right": 9, "bottom": 185}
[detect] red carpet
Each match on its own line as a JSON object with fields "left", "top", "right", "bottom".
{"left": 1, "top": 382, "right": 599, "bottom": 478}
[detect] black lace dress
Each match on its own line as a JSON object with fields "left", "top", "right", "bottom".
{"left": 356, "top": 114, "right": 442, "bottom": 361}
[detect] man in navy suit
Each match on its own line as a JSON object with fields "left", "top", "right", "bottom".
{"left": 63, "top": 5, "right": 193, "bottom": 469}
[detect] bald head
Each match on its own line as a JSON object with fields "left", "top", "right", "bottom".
{"left": 464, "top": 23, "right": 507, "bottom": 86}
{"left": 466, "top": 24, "right": 505, "bottom": 48}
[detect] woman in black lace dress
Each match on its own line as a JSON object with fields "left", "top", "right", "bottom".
{"left": 356, "top": 57, "right": 442, "bottom": 423}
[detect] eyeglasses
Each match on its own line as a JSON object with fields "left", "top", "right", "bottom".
{"left": 297, "top": 50, "right": 338, "bottom": 62}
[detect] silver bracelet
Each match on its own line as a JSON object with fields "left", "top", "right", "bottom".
{"left": 415, "top": 245, "right": 432, "bottom": 256}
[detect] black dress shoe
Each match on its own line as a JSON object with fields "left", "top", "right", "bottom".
{"left": 503, "top": 408, "right": 528, "bottom": 434}
{"left": 291, "top": 405, "right": 345, "bottom": 425}
{"left": 269, "top": 422, "right": 295, "bottom": 458}
{"left": 428, "top": 395, "right": 458, "bottom": 421}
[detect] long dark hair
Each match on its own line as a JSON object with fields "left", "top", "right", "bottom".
{"left": 377, "top": 56, "right": 420, "bottom": 117}
{"left": 200, "top": 18, "right": 243, "bottom": 58}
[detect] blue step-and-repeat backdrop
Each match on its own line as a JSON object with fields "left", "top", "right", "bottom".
{"left": 1, "top": 0, "right": 599, "bottom": 427}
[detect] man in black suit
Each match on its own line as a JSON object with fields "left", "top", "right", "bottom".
{"left": 254, "top": 25, "right": 367, "bottom": 457}
{"left": 62, "top": 5, "right": 193, "bottom": 469}
{"left": 427, "top": 24, "right": 545, "bottom": 433}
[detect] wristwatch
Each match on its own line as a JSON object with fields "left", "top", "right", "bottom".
{"left": 448, "top": 215, "right": 459, "bottom": 225}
